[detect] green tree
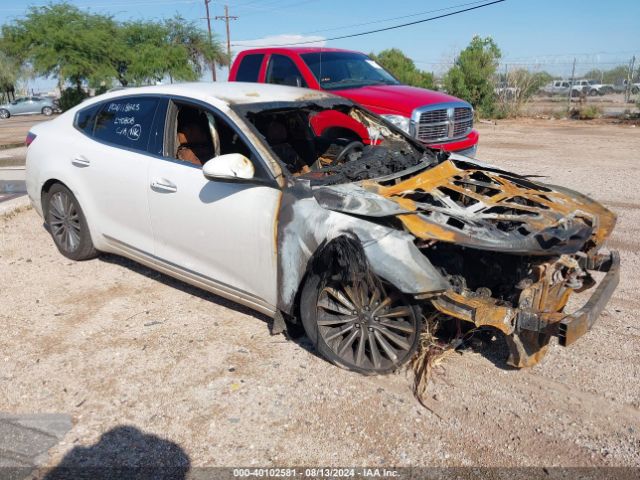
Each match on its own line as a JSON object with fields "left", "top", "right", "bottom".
{"left": 1, "top": 2, "right": 117, "bottom": 93}
{"left": 444, "top": 36, "right": 502, "bottom": 117}
{"left": 0, "top": 4, "right": 228, "bottom": 94}
{"left": 0, "top": 51, "right": 19, "bottom": 101}
{"left": 111, "top": 16, "right": 227, "bottom": 87}
{"left": 164, "top": 15, "right": 229, "bottom": 81}
{"left": 114, "top": 20, "right": 173, "bottom": 86}
{"left": 370, "top": 48, "right": 435, "bottom": 89}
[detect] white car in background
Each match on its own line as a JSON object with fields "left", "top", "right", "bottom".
{"left": 25, "top": 83, "right": 618, "bottom": 374}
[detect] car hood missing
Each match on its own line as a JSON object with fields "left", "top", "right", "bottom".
{"left": 312, "top": 158, "right": 616, "bottom": 255}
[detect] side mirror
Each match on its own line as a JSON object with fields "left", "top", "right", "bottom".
{"left": 202, "top": 153, "right": 255, "bottom": 182}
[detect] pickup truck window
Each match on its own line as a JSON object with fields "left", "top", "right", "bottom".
{"left": 266, "top": 54, "right": 308, "bottom": 87}
{"left": 236, "top": 53, "right": 264, "bottom": 82}
{"left": 300, "top": 52, "right": 399, "bottom": 91}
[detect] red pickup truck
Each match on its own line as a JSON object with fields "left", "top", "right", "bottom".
{"left": 229, "top": 47, "right": 478, "bottom": 156}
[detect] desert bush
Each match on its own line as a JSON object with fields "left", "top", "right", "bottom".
{"left": 569, "top": 105, "right": 601, "bottom": 120}
{"left": 444, "top": 36, "right": 501, "bottom": 118}
{"left": 58, "top": 87, "right": 87, "bottom": 111}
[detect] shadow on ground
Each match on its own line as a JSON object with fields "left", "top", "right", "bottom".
{"left": 43, "top": 425, "right": 190, "bottom": 480}
{"left": 98, "top": 253, "right": 321, "bottom": 357}
{"left": 99, "top": 253, "right": 272, "bottom": 325}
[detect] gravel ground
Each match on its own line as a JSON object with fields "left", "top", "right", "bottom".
{"left": 0, "top": 118, "right": 639, "bottom": 472}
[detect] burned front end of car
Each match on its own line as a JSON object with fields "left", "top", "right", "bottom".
{"left": 360, "top": 157, "right": 619, "bottom": 367}
{"left": 236, "top": 98, "right": 619, "bottom": 369}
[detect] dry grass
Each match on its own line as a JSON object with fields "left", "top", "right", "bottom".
{"left": 410, "top": 312, "right": 458, "bottom": 407}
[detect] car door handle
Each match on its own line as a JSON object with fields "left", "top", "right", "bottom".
{"left": 150, "top": 178, "right": 178, "bottom": 193}
{"left": 71, "top": 155, "right": 90, "bottom": 167}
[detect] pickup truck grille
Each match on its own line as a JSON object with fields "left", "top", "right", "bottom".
{"left": 413, "top": 103, "right": 474, "bottom": 144}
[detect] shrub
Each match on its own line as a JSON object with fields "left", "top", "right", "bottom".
{"left": 569, "top": 105, "right": 601, "bottom": 120}
{"left": 370, "top": 48, "right": 435, "bottom": 89}
{"left": 444, "top": 36, "right": 501, "bottom": 118}
{"left": 58, "top": 87, "right": 88, "bottom": 111}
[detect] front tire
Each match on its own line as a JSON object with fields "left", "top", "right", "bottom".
{"left": 45, "top": 183, "right": 97, "bottom": 261}
{"left": 0, "top": 109, "right": 9, "bottom": 119}
{"left": 300, "top": 271, "right": 421, "bottom": 375}
{"left": 42, "top": 106, "right": 53, "bottom": 116}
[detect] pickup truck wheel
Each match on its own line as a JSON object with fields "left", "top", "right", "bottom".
{"left": 300, "top": 271, "right": 421, "bottom": 375}
{"left": 632, "top": 86, "right": 640, "bottom": 95}
{"left": 41, "top": 106, "right": 53, "bottom": 116}
{"left": 0, "top": 109, "right": 9, "bottom": 119}
{"left": 588, "top": 89, "right": 598, "bottom": 96}
{"left": 45, "top": 183, "right": 97, "bottom": 261}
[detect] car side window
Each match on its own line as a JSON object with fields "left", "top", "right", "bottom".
{"left": 75, "top": 103, "right": 102, "bottom": 135}
{"left": 266, "top": 54, "right": 308, "bottom": 88}
{"left": 92, "top": 97, "right": 159, "bottom": 152}
{"left": 236, "top": 54, "right": 264, "bottom": 82}
{"left": 165, "top": 100, "right": 270, "bottom": 179}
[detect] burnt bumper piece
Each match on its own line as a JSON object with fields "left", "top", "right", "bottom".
{"left": 543, "top": 250, "right": 619, "bottom": 346}
{"left": 508, "top": 250, "right": 619, "bottom": 367}
{"left": 431, "top": 250, "right": 620, "bottom": 367}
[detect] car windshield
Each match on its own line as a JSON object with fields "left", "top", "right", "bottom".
{"left": 238, "top": 100, "right": 435, "bottom": 186}
{"left": 300, "top": 51, "right": 400, "bottom": 90}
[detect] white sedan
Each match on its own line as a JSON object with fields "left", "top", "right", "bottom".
{"left": 26, "top": 82, "right": 618, "bottom": 374}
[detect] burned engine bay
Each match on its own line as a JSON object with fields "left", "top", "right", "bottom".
{"left": 239, "top": 100, "right": 619, "bottom": 368}
{"left": 243, "top": 101, "right": 432, "bottom": 184}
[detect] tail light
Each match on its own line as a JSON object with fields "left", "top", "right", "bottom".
{"left": 25, "top": 132, "right": 37, "bottom": 147}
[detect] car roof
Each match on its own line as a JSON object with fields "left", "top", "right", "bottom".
{"left": 238, "top": 47, "right": 362, "bottom": 55}
{"left": 79, "top": 81, "right": 334, "bottom": 110}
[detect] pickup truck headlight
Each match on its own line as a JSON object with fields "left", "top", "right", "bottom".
{"left": 380, "top": 114, "right": 411, "bottom": 134}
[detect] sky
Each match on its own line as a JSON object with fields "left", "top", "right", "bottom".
{"left": 1, "top": 0, "right": 639, "bottom": 92}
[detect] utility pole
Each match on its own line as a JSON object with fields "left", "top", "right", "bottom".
{"left": 204, "top": 0, "right": 216, "bottom": 81}
{"left": 567, "top": 57, "right": 576, "bottom": 111}
{"left": 215, "top": 5, "right": 238, "bottom": 61}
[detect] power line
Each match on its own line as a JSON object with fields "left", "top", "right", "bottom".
{"left": 232, "top": 0, "right": 506, "bottom": 47}
{"left": 301, "top": 0, "right": 493, "bottom": 35}
{"left": 239, "top": 0, "right": 321, "bottom": 17}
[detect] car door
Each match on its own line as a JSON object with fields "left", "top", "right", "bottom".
{"left": 24, "top": 97, "right": 38, "bottom": 114}
{"left": 71, "top": 96, "right": 161, "bottom": 253}
{"left": 146, "top": 99, "right": 281, "bottom": 311}
{"left": 31, "top": 97, "right": 47, "bottom": 114}
{"left": 11, "top": 98, "right": 29, "bottom": 114}
{"left": 265, "top": 54, "right": 308, "bottom": 88}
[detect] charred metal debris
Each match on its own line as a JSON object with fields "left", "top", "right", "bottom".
{"left": 234, "top": 100, "right": 619, "bottom": 369}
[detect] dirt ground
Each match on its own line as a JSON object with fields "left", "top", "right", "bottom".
{"left": 0, "top": 118, "right": 639, "bottom": 472}
{"left": 0, "top": 114, "right": 52, "bottom": 148}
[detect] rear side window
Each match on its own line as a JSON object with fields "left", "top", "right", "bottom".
{"left": 236, "top": 54, "right": 264, "bottom": 82}
{"left": 266, "top": 54, "right": 307, "bottom": 87}
{"left": 92, "top": 98, "right": 159, "bottom": 151}
{"left": 75, "top": 103, "right": 101, "bottom": 135}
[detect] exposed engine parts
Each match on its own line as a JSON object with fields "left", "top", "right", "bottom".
{"left": 234, "top": 99, "right": 619, "bottom": 369}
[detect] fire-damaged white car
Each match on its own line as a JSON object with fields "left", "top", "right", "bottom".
{"left": 25, "top": 83, "right": 619, "bottom": 374}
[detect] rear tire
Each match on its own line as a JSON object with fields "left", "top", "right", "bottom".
{"left": 41, "top": 106, "right": 53, "bottom": 116}
{"left": 300, "top": 270, "right": 421, "bottom": 375}
{"left": 45, "top": 183, "right": 97, "bottom": 261}
{"left": 0, "top": 109, "right": 9, "bottom": 119}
